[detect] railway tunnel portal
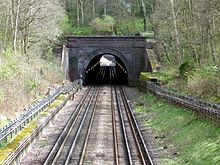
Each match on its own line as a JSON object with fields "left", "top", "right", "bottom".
{"left": 66, "top": 36, "right": 154, "bottom": 84}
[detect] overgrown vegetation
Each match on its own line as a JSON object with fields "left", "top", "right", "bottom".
{"left": 135, "top": 94, "right": 220, "bottom": 164}
{"left": 0, "top": 48, "right": 63, "bottom": 120}
{"left": 142, "top": 63, "right": 220, "bottom": 103}
{"left": 64, "top": 0, "right": 153, "bottom": 36}
{"left": 0, "top": 0, "right": 65, "bottom": 120}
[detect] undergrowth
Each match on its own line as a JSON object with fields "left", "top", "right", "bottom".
{"left": 0, "top": 48, "right": 63, "bottom": 120}
{"left": 142, "top": 65, "right": 220, "bottom": 103}
{"left": 135, "top": 94, "right": 220, "bottom": 165}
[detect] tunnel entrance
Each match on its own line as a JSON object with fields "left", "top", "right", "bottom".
{"left": 84, "top": 54, "right": 128, "bottom": 85}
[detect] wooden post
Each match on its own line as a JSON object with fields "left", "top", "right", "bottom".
{"left": 5, "top": 136, "right": 8, "bottom": 143}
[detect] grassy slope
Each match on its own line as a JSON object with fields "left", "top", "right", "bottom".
{"left": 141, "top": 66, "right": 220, "bottom": 104}
{"left": 0, "top": 50, "right": 63, "bottom": 121}
{"left": 135, "top": 94, "right": 220, "bottom": 164}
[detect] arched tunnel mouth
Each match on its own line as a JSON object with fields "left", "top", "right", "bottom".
{"left": 84, "top": 54, "right": 128, "bottom": 85}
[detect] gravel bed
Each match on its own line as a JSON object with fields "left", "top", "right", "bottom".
{"left": 20, "top": 88, "right": 88, "bottom": 165}
{"left": 124, "top": 86, "right": 165, "bottom": 165}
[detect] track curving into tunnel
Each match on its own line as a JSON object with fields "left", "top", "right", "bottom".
{"left": 84, "top": 54, "right": 128, "bottom": 85}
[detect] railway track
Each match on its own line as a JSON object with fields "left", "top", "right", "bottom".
{"left": 20, "top": 85, "right": 153, "bottom": 165}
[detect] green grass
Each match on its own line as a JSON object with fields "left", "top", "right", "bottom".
{"left": 135, "top": 94, "right": 220, "bottom": 164}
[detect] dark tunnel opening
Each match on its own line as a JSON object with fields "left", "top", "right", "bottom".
{"left": 84, "top": 54, "right": 128, "bottom": 85}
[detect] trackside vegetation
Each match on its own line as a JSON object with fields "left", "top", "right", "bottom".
{"left": 141, "top": 64, "right": 220, "bottom": 104}
{"left": 0, "top": 94, "right": 67, "bottom": 164}
{"left": 135, "top": 94, "right": 220, "bottom": 164}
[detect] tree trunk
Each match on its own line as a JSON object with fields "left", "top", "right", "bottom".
{"left": 79, "top": 0, "right": 84, "bottom": 25}
{"left": 4, "top": 13, "right": 9, "bottom": 48}
{"left": 161, "top": 39, "right": 171, "bottom": 63}
{"left": 141, "top": 0, "right": 147, "bottom": 31}
{"left": 209, "top": 21, "right": 216, "bottom": 65}
{"left": 77, "top": 0, "right": 80, "bottom": 27}
{"left": 92, "top": 0, "right": 95, "bottom": 18}
{"left": 13, "top": 0, "right": 21, "bottom": 55}
{"left": 170, "top": 0, "right": 182, "bottom": 63}
{"left": 104, "top": 0, "right": 107, "bottom": 16}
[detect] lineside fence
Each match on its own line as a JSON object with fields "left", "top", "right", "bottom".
{"left": 130, "top": 80, "right": 220, "bottom": 123}
{"left": 0, "top": 80, "right": 80, "bottom": 148}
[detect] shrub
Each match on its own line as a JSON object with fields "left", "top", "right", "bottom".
{"left": 178, "top": 61, "right": 194, "bottom": 79}
{"left": 58, "top": 15, "right": 73, "bottom": 35}
{"left": 90, "top": 15, "right": 115, "bottom": 35}
{"left": 186, "top": 66, "right": 220, "bottom": 102}
{"left": 24, "top": 80, "right": 37, "bottom": 93}
{"left": 114, "top": 18, "right": 147, "bottom": 35}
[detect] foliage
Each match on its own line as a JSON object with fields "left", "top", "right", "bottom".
{"left": 114, "top": 18, "right": 144, "bottom": 35}
{"left": 141, "top": 69, "right": 175, "bottom": 85}
{"left": 24, "top": 80, "right": 37, "bottom": 93}
{"left": 135, "top": 94, "right": 220, "bottom": 164}
{"left": 0, "top": 50, "right": 63, "bottom": 118}
{"left": 151, "top": 65, "right": 220, "bottom": 103}
{"left": 0, "top": 48, "right": 19, "bottom": 81}
{"left": 178, "top": 61, "right": 194, "bottom": 79}
{"left": 58, "top": 14, "right": 73, "bottom": 35}
{"left": 186, "top": 66, "right": 220, "bottom": 102}
{"left": 71, "top": 26, "right": 93, "bottom": 36}
{"left": 153, "top": 0, "right": 220, "bottom": 66}
{"left": 59, "top": 14, "right": 93, "bottom": 36}
{"left": 90, "top": 15, "right": 115, "bottom": 35}
{"left": 64, "top": 0, "right": 154, "bottom": 35}
{"left": 1, "top": 48, "right": 13, "bottom": 59}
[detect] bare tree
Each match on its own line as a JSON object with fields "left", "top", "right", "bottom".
{"left": 13, "top": 0, "right": 21, "bottom": 55}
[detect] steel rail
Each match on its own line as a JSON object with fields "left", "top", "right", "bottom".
{"left": 120, "top": 87, "right": 154, "bottom": 165}
{"left": 0, "top": 81, "right": 80, "bottom": 145}
{"left": 50, "top": 87, "right": 96, "bottom": 164}
{"left": 43, "top": 86, "right": 93, "bottom": 165}
{"left": 2, "top": 94, "right": 72, "bottom": 165}
{"left": 78, "top": 87, "right": 100, "bottom": 165}
{"left": 119, "top": 87, "right": 146, "bottom": 165}
{"left": 64, "top": 87, "right": 99, "bottom": 165}
{"left": 111, "top": 86, "right": 119, "bottom": 165}
{"left": 114, "top": 86, "right": 133, "bottom": 165}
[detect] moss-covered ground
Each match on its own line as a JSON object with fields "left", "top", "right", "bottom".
{"left": 135, "top": 94, "right": 220, "bottom": 165}
{"left": 0, "top": 94, "right": 67, "bottom": 163}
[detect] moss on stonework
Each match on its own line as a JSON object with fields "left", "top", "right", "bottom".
{"left": 0, "top": 122, "right": 37, "bottom": 163}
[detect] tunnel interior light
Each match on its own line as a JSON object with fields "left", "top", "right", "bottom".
{"left": 85, "top": 54, "right": 128, "bottom": 85}
{"left": 100, "top": 55, "right": 116, "bottom": 67}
